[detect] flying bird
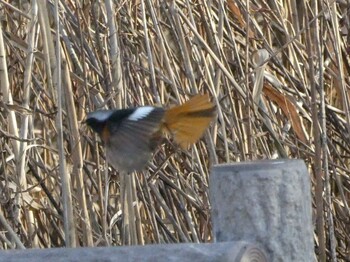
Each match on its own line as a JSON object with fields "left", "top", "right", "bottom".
{"left": 85, "top": 94, "right": 216, "bottom": 173}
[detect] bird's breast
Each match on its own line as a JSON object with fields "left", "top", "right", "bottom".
{"left": 101, "top": 126, "right": 111, "bottom": 144}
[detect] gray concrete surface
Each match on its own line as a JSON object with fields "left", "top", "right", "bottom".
{"left": 0, "top": 241, "right": 267, "bottom": 262}
{"left": 210, "top": 159, "right": 315, "bottom": 262}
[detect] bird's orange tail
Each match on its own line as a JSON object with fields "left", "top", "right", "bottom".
{"left": 163, "top": 94, "right": 216, "bottom": 148}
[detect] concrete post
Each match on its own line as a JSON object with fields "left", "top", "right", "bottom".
{"left": 210, "top": 159, "right": 315, "bottom": 261}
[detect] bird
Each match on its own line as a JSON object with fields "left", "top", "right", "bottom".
{"left": 85, "top": 94, "right": 216, "bottom": 173}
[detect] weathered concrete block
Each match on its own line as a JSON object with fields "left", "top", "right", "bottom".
{"left": 210, "top": 159, "right": 315, "bottom": 262}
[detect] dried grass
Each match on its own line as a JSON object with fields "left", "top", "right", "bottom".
{"left": 0, "top": 0, "right": 349, "bottom": 260}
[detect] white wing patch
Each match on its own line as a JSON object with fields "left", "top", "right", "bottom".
{"left": 128, "top": 106, "right": 154, "bottom": 121}
{"left": 87, "top": 110, "right": 114, "bottom": 121}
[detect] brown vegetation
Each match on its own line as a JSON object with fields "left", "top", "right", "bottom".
{"left": 0, "top": 0, "right": 349, "bottom": 261}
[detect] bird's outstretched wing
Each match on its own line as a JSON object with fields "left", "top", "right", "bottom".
{"left": 106, "top": 107, "right": 165, "bottom": 172}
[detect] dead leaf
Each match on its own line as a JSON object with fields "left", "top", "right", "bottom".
{"left": 227, "top": 0, "right": 255, "bottom": 38}
{"left": 264, "top": 83, "right": 308, "bottom": 144}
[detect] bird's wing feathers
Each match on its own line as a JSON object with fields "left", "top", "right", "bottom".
{"left": 105, "top": 107, "right": 165, "bottom": 171}
{"left": 109, "top": 107, "right": 164, "bottom": 149}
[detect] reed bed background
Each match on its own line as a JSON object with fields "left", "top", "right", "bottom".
{"left": 0, "top": 0, "right": 349, "bottom": 261}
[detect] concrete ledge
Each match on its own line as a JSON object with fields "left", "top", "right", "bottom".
{"left": 1, "top": 241, "right": 267, "bottom": 262}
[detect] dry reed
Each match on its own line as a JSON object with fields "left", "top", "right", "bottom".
{"left": 0, "top": 0, "right": 349, "bottom": 261}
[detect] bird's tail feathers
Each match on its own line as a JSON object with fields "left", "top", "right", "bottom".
{"left": 163, "top": 94, "right": 216, "bottom": 148}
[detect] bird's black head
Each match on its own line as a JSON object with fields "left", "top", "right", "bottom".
{"left": 85, "top": 108, "right": 137, "bottom": 135}
{"left": 85, "top": 110, "right": 115, "bottom": 134}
